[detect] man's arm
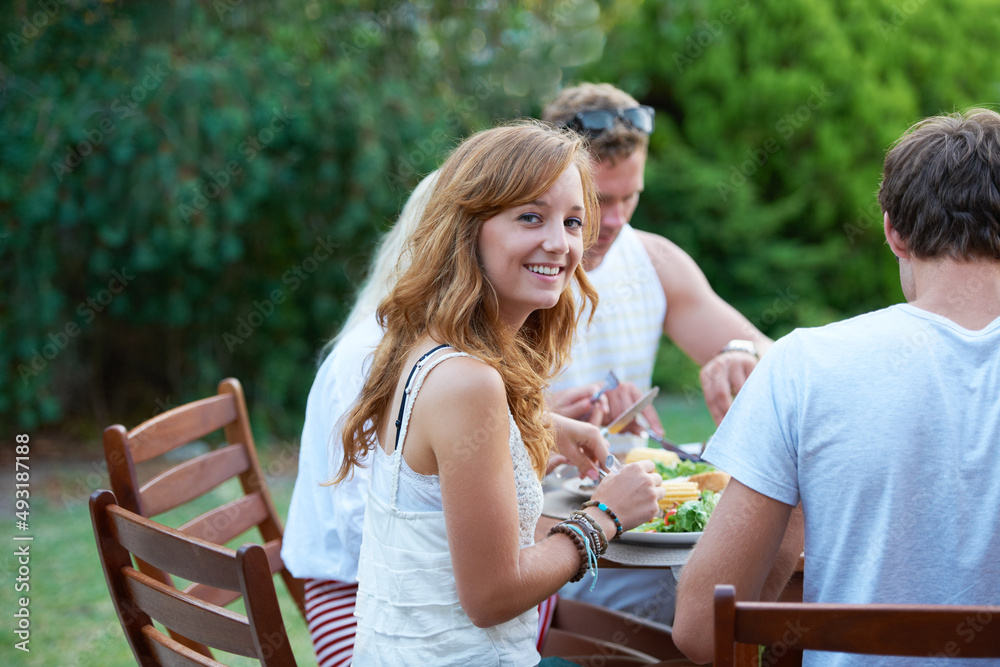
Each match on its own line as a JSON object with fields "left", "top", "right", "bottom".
{"left": 672, "top": 479, "right": 796, "bottom": 664}
{"left": 636, "top": 231, "right": 772, "bottom": 423}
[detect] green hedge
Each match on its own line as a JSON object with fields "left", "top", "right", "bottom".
{"left": 4, "top": 0, "right": 1000, "bottom": 439}
{"left": 0, "top": 0, "right": 606, "bottom": 436}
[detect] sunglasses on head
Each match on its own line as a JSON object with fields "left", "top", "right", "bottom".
{"left": 567, "top": 105, "right": 655, "bottom": 137}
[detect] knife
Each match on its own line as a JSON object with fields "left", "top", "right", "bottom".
{"left": 635, "top": 414, "right": 704, "bottom": 462}
{"left": 600, "top": 387, "right": 659, "bottom": 437}
{"left": 645, "top": 430, "right": 704, "bottom": 463}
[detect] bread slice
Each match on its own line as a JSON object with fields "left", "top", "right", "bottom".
{"left": 688, "top": 470, "right": 731, "bottom": 493}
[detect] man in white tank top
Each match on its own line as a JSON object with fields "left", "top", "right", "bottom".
{"left": 542, "top": 82, "right": 772, "bottom": 429}
{"left": 541, "top": 84, "right": 772, "bottom": 626}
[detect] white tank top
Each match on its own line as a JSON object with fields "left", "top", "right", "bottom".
{"left": 552, "top": 224, "right": 667, "bottom": 392}
{"left": 354, "top": 347, "right": 543, "bottom": 666}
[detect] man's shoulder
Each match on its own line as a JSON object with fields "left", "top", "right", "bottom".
{"left": 633, "top": 228, "right": 687, "bottom": 261}
{"left": 786, "top": 305, "right": 907, "bottom": 344}
{"left": 631, "top": 228, "right": 706, "bottom": 298}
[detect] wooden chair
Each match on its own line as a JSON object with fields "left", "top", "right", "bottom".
{"left": 542, "top": 598, "right": 699, "bottom": 666}
{"left": 90, "top": 489, "right": 297, "bottom": 666}
{"left": 714, "top": 584, "right": 1000, "bottom": 666}
{"left": 102, "top": 378, "right": 305, "bottom": 655}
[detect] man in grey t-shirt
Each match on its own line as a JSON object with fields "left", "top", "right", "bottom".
{"left": 673, "top": 109, "right": 1000, "bottom": 666}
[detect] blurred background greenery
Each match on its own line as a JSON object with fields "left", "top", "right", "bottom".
{"left": 4, "top": 0, "right": 1000, "bottom": 442}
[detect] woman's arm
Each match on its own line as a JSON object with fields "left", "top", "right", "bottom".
{"left": 409, "top": 359, "right": 663, "bottom": 628}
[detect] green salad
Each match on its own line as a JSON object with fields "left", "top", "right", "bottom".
{"left": 653, "top": 459, "right": 716, "bottom": 480}
{"left": 631, "top": 490, "right": 720, "bottom": 533}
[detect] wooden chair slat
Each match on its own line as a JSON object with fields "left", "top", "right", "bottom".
{"left": 548, "top": 597, "right": 689, "bottom": 662}
{"left": 124, "top": 567, "right": 256, "bottom": 658}
{"left": 260, "top": 539, "right": 285, "bottom": 574}
{"left": 143, "top": 626, "right": 225, "bottom": 667}
{"left": 541, "top": 628, "right": 656, "bottom": 663}
{"left": 128, "top": 395, "right": 238, "bottom": 464}
{"left": 140, "top": 444, "right": 250, "bottom": 517}
{"left": 179, "top": 493, "right": 268, "bottom": 544}
{"left": 737, "top": 604, "right": 1000, "bottom": 657}
{"left": 715, "top": 585, "right": 1000, "bottom": 664}
{"left": 184, "top": 583, "right": 242, "bottom": 609}
{"left": 180, "top": 538, "right": 286, "bottom": 609}
{"left": 109, "top": 505, "right": 242, "bottom": 592}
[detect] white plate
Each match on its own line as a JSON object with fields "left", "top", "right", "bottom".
{"left": 620, "top": 529, "right": 703, "bottom": 545}
{"left": 561, "top": 477, "right": 598, "bottom": 499}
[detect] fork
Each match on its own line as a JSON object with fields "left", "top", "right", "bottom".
{"left": 598, "top": 453, "right": 623, "bottom": 479}
{"left": 590, "top": 370, "right": 620, "bottom": 403}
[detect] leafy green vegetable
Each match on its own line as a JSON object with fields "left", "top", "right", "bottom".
{"left": 653, "top": 460, "right": 717, "bottom": 480}
{"left": 632, "top": 519, "right": 665, "bottom": 533}
{"left": 629, "top": 491, "right": 721, "bottom": 534}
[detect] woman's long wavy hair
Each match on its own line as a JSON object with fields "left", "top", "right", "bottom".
{"left": 334, "top": 120, "right": 600, "bottom": 482}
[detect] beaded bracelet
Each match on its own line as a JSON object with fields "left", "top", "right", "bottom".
{"left": 581, "top": 500, "right": 623, "bottom": 540}
{"left": 548, "top": 522, "right": 589, "bottom": 582}
{"left": 565, "top": 516, "right": 604, "bottom": 559}
{"left": 564, "top": 522, "right": 599, "bottom": 591}
{"left": 569, "top": 509, "right": 608, "bottom": 556}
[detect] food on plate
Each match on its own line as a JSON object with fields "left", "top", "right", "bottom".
{"left": 633, "top": 491, "right": 720, "bottom": 534}
{"left": 688, "top": 470, "right": 731, "bottom": 493}
{"left": 653, "top": 459, "right": 716, "bottom": 480}
{"left": 625, "top": 446, "right": 680, "bottom": 467}
{"left": 657, "top": 480, "right": 700, "bottom": 511}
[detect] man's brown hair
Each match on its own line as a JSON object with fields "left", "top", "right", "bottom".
{"left": 542, "top": 82, "right": 649, "bottom": 164}
{"left": 878, "top": 108, "right": 1000, "bottom": 259}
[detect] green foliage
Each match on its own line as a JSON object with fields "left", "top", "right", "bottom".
{"left": 1, "top": 0, "right": 605, "bottom": 435}
{"left": 586, "top": 0, "right": 1000, "bottom": 342}
{"left": 4, "top": 0, "right": 1000, "bottom": 437}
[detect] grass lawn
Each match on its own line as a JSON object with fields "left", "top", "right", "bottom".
{"left": 3, "top": 394, "right": 712, "bottom": 666}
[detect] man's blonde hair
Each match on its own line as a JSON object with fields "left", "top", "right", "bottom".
{"left": 542, "top": 82, "right": 649, "bottom": 164}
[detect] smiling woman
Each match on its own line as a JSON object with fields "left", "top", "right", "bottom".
{"left": 478, "top": 164, "right": 586, "bottom": 328}
{"left": 331, "top": 121, "right": 666, "bottom": 666}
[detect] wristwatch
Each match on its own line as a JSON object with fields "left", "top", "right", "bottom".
{"left": 719, "top": 339, "right": 758, "bottom": 359}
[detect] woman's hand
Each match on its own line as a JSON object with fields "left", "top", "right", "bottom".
{"left": 590, "top": 460, "right": 665, "bottom": 531}
{"left": 550, "top": 411, "right": 609, "bottom": 480}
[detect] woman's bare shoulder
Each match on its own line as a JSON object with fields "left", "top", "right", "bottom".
{"left": 419, "top": 353, "right": 505, "bottom": 407}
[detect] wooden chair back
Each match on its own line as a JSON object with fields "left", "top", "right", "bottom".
{"left": 90, "top": 489, "right": 297, "bottom": 666}
{"left": 714, "top": 584, "right": 1000, "bottom": 666}
{"left": 547, "top": 597, "right": 693, "bottom": 664}
{"left": 102, "top": 378, "right": 304, "bottom": 655}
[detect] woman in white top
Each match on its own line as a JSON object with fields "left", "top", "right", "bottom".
{"left": 334, "top": 121, "right": 665, "bottom": 665}
{"left": 284, "top": 171, "right": 621, "bottom": 666}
